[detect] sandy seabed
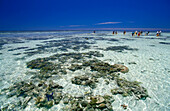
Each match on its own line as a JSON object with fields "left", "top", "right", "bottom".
{"left": 0, "top": 31, "right": 170, "bottom": 111}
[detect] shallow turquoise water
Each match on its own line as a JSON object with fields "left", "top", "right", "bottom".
{"left": 0, "top": 31, "right": 170, "bottom": 111}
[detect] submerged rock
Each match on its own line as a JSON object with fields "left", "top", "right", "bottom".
{"left": 111, "top": 78, "right": 149, "bottom": 99}
{"left": 111, "top": 88, "right": 124, "bottom": 95}
{"left": 98, "top": 103, "right": 107, "bottom": 108}
{"left": 26, "top": 58, "right": 56, "bottom": 73}
{"left": 90, "top": 61, "right": 129, "bottom": 74}
{"left": 105, "top": 46, "right": 138, "bottom": 52}
{"left": 112, "top": 64, "right": 129, "bottom": 73}
{"left": 6, "top": 81, "right": 36, "bottom": 98}
{"left": 90, "top": 96, "right": 105, "bottom": 104}
{"left": 62, "top": 95, "right": 114, "bottom": 111}
{"left": 71, "top": 75, "right": 98, "bottom": 88}
{"left": 68, "top": 64, "right": 83, "bottom": 71}
{"left": 63, "top": 95, "right": 72, "bottom": 104}
{"left": 3, "top": 80, "right": 63, "bottom": 109}
{"left": 22, "top": 97, "right": 32, "bottom": 109}
{"left": 35, "top": 97, "right": 54, "bottom": 108}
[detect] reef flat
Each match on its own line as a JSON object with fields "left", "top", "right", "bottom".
{"left": 1, "top": 51, "right": 149, "bottom": 110}
{"left": 0, "top": 31, "right": 169, "bottom": 111}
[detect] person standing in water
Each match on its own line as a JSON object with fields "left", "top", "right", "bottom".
{"left": 156, "top": 31, "right": 161, "bottom": 36}
{"left": 146, "top": 31, "right": 150, "bottom": 35}
{"left": 134, "top": 31, "right": 138, "bottom": 36}
{"left": 112, "top": 31, "right": 114, "bottom": 35}
{"left": 138, "top": 32, "right": 141, "bottom": 36}
{"left": 93, "top": 30, "right": 96, "bottom": 33}
{"left": 132, "top": 32, "right": 134, "bottom": 36}
{"left": 123, "top": 31, "right": 126, "bottom": 35}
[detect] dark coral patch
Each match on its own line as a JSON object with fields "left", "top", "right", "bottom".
{"left": 105, "top": 46, "right": 138, "bottom": 52}
{"left": 159, "top": 42, "right": 170, "bottom": 45}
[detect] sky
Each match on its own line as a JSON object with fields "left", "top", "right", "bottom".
{"left": 0, "top": 0, "right": 170, "bottom": 31}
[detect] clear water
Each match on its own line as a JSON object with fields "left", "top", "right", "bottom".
{"left": 0, "top": 31, "right": 170, "bottom": 111}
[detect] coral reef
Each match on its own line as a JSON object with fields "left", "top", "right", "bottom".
{"left": 0, "top": 51, "right": 149, "bottom": 110}
{"left": 71, "top": 75, "right": 98, "bottom": 88}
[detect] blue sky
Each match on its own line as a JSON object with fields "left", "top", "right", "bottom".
{"left": 0, "top": 0, "right": 170, "bottom": 31}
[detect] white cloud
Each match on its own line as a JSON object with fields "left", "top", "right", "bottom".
{"left": 95, "top": 22, "right": 122, "bottom": 25}
{"left": 68, "top": 25, "right": 85, "bottom": 27}
{"left": 60, "top": 25, "right": 85, "bottom": 28}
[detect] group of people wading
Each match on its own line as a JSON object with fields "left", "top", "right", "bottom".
{"left": 93, "top": 30, "right": 162, "bottom": 36}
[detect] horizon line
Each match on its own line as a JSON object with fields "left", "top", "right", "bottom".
{"left": 0, "top": 28, "right": 170, "bottom": 32}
